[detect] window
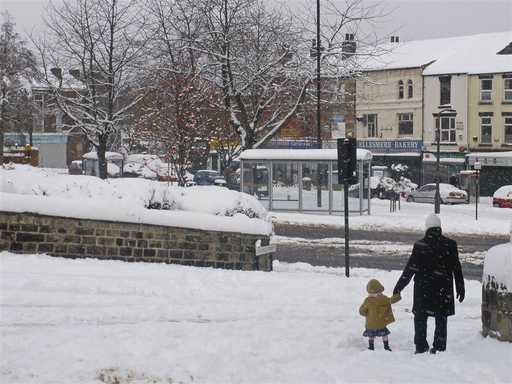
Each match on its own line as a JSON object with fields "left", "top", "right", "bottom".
{"left": 480, "top": 116, "right": 492, "bottom": 144}
{"left": 505, "top": 117, "right": 512, "bottom": 143}
{"left": 480, "top": 78, "right": 492, "bottom": 102}
{"left": 439, "top": 76, "right": 451, "bottom": 105}
{"left": 504, "top": 78, "right": 512, "bottom": 101}
{"left": 367, "top": 114, "right": 378, "bottom": 137}
{"left": 435, "top": 115, "right": 456, "bottom": 143}
{"left": 398, "top": 113, "right": 413, "bottom": 135}
{"left": 398, "top": 80, "right": 404, "bottom": 99}
{"left": 407, "top": 79, "right": 413, "bottom": 98}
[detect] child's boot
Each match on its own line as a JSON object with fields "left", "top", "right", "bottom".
{"left": 384, "top": 340, "right": 392, "bottom": 351}
{"left": 368, "top": 339, "right": 374, "bottom": 351}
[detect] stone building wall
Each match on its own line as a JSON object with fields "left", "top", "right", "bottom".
{"left": 0, "top": 211, "right": 272, "bottom": 271}
{"left": 482, "top": 281, "right": 512, "bottom": 342}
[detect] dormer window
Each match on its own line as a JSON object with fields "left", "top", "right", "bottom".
{"left": 407, "top": 80, "right": 413, "bottom": 98}
{"left": 398, "top": 80, "right": 404, "bottom": 99}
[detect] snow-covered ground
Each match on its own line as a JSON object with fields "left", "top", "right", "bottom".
{"left": 1, "top": 252, "right": 509, "bottom": 384}
{"left": 272, "top": 197, "right": 511, "bottom": 236}
{"left": 0, "top": 165, "right": 272, "bottom": 235}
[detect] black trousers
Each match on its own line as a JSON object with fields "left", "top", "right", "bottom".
{"left": 414, "top": 313, "right": 448, "bottom": 351}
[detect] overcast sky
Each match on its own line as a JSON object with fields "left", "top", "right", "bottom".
{"left": 2, "top": 0, "right": 512, "bottom": 42}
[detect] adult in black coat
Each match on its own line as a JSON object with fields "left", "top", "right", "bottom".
{"left": 393, "top": 213, "right": 465, "bottom": 354}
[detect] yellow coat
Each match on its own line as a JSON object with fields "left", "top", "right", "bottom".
{"left": 359, "top": 293, "right": 401, "bottom": 330}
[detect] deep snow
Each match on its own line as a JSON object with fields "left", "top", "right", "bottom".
{"left": 0, "top": 165, "right": 272, "bottom": 236}
{"left": 1, "top": 252, "right": 509, "bottom": 384}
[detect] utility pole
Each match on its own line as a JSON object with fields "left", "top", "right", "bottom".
{"left": 316, "top": 0, "right": 322, "bottom": 208}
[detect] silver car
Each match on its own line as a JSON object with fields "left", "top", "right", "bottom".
{"left": 406, "top": 183, "right": 467, "bottom": 204}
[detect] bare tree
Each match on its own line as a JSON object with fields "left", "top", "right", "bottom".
{"left": 0, "top": 11, "right": 38, "bottom": 163}
{"left": 134, "top": 75, "right": 216, "bottom": 185}
{"left": 34, "top": 0, "right": 148, "bottom": 179}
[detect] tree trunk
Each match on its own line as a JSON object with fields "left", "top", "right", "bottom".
{"left": 97, "top": 135, "right": 108, "bottom": 179}
{"left": 0, "top": 130, "right": 4, "bottom": 165}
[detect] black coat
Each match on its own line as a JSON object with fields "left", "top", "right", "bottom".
{"left": 394, "top": 230, "right": 464, "bottom": 317}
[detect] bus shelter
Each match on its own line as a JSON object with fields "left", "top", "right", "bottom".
{"left": 239, "top": 149, "right": 373, "bottom": 215}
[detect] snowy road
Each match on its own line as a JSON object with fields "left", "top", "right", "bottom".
{"left": 1, "top": 252, "right": 509, "bottom": 384}
{"left": 271, "top": 223, "right": 506, "bottom": 280}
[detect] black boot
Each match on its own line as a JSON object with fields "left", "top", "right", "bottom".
{"left": 414, "top": 343, "right": 429, "bottom": 354}
{"left": 368, "top": 339, "right": 374, "bottom": 351}
{"left": 429, "top": 348, "right": 437, "bottom": 354}
{"left": 384, "top": 341, "right": 392, "bottom": 351}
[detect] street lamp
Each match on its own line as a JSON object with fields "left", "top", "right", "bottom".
{"left": 434, "top": 107, "right": 453, "bottom": 214}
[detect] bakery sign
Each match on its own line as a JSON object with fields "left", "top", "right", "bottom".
{"left": 357, "top": 139, "right": 423, "bottom": 153}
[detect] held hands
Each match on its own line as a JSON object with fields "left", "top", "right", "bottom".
{"left": 456, "top": 289, "right": 465, "bottom": 303}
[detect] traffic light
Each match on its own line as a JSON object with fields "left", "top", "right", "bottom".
{"left": 337, "top": 138, "right": 357, "bottom": 184}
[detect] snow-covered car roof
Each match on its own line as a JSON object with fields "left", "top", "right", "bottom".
{"left": 493, "top": 185, "right": 512, "bottom": 199}
{"left": 83, "top": 151, "right": 124, "bottom": 161}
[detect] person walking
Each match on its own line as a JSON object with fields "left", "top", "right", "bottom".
{"left": 359, "top": 279, "right": 401, "bottom": 351}
{"left": 393, "top": 213, "right": 465, "bottom": 354}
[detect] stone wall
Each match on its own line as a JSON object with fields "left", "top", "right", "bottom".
{"left": 482, "top": 281, "right": 512, "bottom": 342}
{"left": 0, "top": 211, "right": 272, "bottom": 271}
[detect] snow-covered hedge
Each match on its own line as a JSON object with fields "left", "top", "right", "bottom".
{"left": 0, "top": 164, "right": 271, "bottom": 235}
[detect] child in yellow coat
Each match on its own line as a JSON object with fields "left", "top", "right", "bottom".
{"left": 359, "top": 279, "right": 401, "bottom": 351}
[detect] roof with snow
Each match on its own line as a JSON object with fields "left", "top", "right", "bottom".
{"left": 363, "top": 31, "right": 512, "bottom": 75}
{"left": 239, "top": 148, "right": 372, "bottom": 161}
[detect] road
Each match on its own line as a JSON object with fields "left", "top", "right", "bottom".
{"left": 272, "top": 223, "right": 509, "bottom": 281}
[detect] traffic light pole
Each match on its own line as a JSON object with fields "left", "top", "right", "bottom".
{"left": 344, "top": 177, "right": 350, "bottom": 277}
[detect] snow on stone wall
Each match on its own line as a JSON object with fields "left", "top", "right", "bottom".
{"left": 481, "top": 227, "right": 512, "bottom": 341}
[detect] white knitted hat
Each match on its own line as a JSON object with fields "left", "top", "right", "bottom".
{"left": 425, "top": 213, "right": 441, "bottom": 230}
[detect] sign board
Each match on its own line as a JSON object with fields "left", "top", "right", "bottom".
{"left": 357, "top": 139, "right": 423, "bottom": 153}
{"left": 267, "top": 139, "right": 320, "bottom": 149}
{"left": 255, "top": 244, "right": 276, "bottom": 256}
{"left": 474, "top": 161, "right": 481, "bottom": 170}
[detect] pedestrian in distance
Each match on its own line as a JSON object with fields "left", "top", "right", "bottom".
{"left": 359, "top": 278, "right": 401, "bottom": 351}
{"left": 393, "top": 213, "right": 465, "bottom": 354}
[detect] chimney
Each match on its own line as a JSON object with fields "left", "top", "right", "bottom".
{"left": 50, "top": 67, "right": 63, "bottom": 80}
{"left": 390, "top": 36, "right": 400, "bottom": 43}
{"left": 342, "top": 33, "right": 356, "bottom": 60}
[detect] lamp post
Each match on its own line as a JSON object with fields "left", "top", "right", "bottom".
{"left": 434, "top": 107, "right": 452, "bottom": 214}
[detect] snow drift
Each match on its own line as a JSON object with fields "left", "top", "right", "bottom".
{"left": 0, "top": 164, "right": 272, "bottom": 235}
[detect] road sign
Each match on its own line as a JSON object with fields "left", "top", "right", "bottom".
{"left": 255, "top": 244, "right": 276, "bottom": 256}
{"left": 474, "top": 161, "right": 481, "bottom": 170}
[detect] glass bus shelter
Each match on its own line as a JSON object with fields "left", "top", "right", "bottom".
{"left": 239, "top": 149, "right": 373, "bottom": 215}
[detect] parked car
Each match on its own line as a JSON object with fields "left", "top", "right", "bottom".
{"left": 492, "top": 185, "right": 512, "bottom": 208}
{"left": 406, "top": 183, "right": 467, "bottom": 204}
{"left": 193, "top": 170, "right": 226, "bottom": 186}
{"left": 68, "top": 160, "right": 83, "bottom": 175}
